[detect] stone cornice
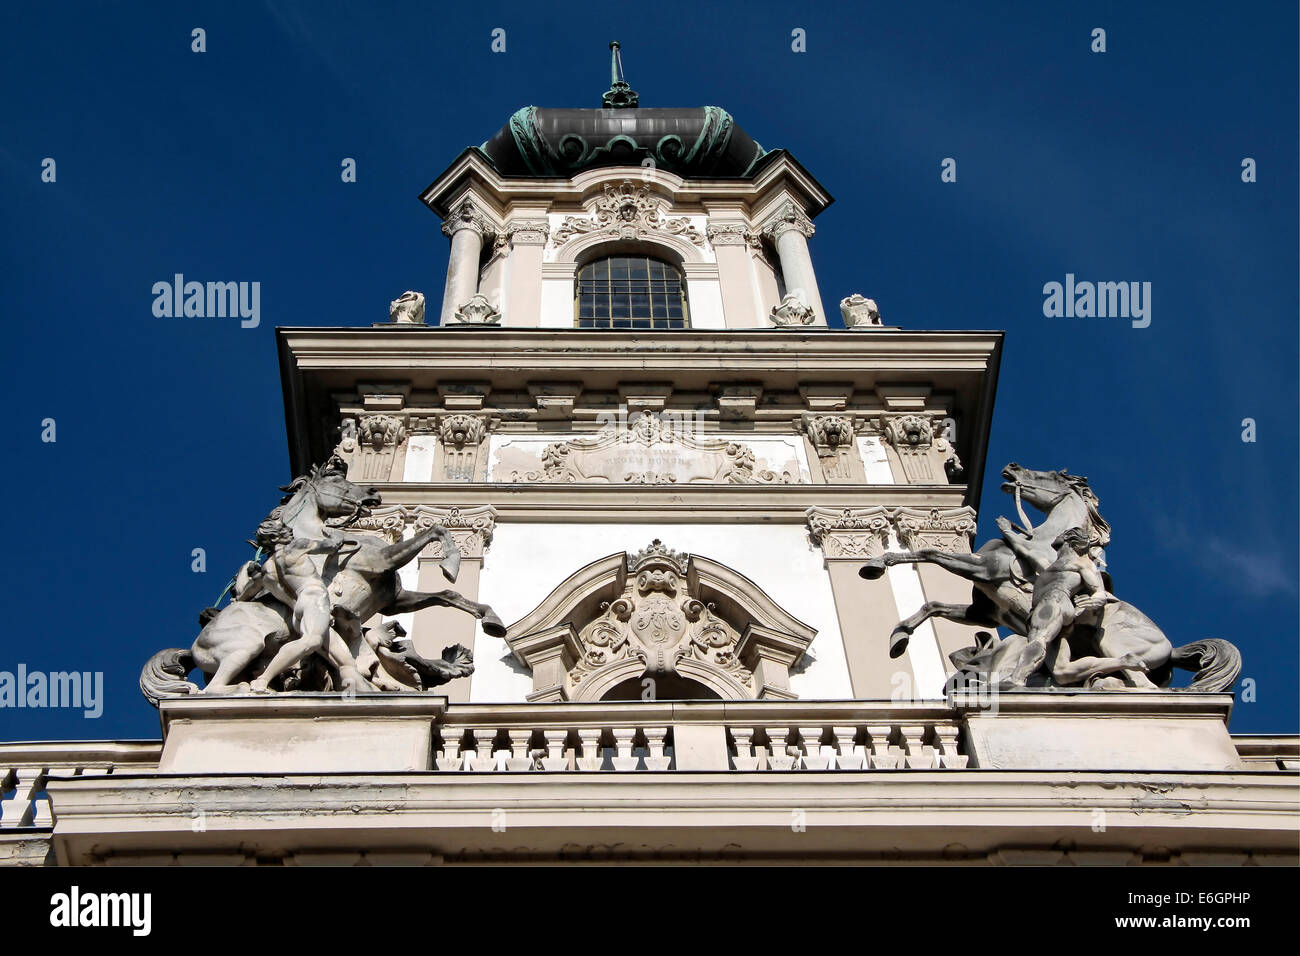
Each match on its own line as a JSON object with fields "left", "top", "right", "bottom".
{"left": 419, "top": 149, "right": 833, "bottom": 221}
{"left": 280, "top": 328, "right": 1003, "bottom": 375}
{"left": 356, "top": 483, "right": 970, "bottom": 523}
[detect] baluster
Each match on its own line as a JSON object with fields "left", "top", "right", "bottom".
{"left": 469, "top": 729, "right": 498, "bottom": 772}
{"left": 436, "top": 728, "right": 464, "bottom": 771}
{"left": 867, "top": 725, "right": 904, "bottom": 769}
{"left": 934, "top": 725, "right": 968, "bottom": 769}
{"left": 798, "top": 727, "right": 830, "bottom": 770}
{"left": 540, "top": 729, "right": 570, "bottom": 771}
{"left": 0, "top": 767, "right": 45, "bottom": 828}
{"left": 576, "top": 728, "right": 605, "bottom": 771}
{"left": 766, "top": 728, "right": 798, "bottom": 770}
{"left": 611, "top": 727, "right": 639, "bottom": 771}
{"left": 731, "top": 727, "right": 760, "bottom": 771}
{"left": 900, "top": 724, "right": 939, "bottom": 769}
{"left": 644, "top": 726, "right": 671, "bottom": 770}
{"left": 505, "top": 727, "right": 535, "bottom": 771}
{"left": 833, "top": 726, "right": 865, "bottom": 770}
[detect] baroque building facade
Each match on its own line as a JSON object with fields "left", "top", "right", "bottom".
{"left": 2, "top": 53, "right": 1296, "bottom": 866}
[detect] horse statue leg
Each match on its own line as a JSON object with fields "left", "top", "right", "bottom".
{"left": 388, "top": 587, "right": 507, "bottom": 637}
{"left": 859, "top": 548, "right": 998, "bottom": 583}
{"left": 889, "top": 599, "right": 998, "bottom": 658}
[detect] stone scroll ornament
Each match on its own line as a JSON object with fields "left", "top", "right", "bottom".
{"left": 856, "top": 463, "right": 1242, "bottom": 693}
{"left": 139, "top": 455, "right": 507, "bottom": 705}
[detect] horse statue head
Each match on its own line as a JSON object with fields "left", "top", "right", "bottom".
{"left": 271, "top": 455, "right": 382, "bottom": 533}
{"left": 1000, "top": 463, "right": 1111, "bottom": 557}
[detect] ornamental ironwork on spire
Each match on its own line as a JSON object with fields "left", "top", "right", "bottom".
{"left": 602, "top": 41, "right": 639, "bottom": 109}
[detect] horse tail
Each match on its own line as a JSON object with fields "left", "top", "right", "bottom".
{"left": 139, "top": 649, "right": 199, "bottom": 707}
{"left": 1169, "top": 639, "right": 1242, "bottom": 693}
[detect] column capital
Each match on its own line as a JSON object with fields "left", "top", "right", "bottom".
{"left": 760, "top": 200, "right": 815, "bottom": 241}
{"left": 441, "top": 198, "right": 496, "bottom": 240}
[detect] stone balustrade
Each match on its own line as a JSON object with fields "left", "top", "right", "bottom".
{"left": 0, "top": 742, "right": 161, "bottom": 829}
{"left": 432, "top": 700, "right": 967, "bottom": 772}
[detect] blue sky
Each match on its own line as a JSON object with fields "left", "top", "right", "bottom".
{"left": 0, "top": 1, "right": 1295, "bottom": 740}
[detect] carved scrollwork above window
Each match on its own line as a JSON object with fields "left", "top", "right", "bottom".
{"left": 504, "top": 541, "right": 816, "bottom": 702}
{"left": 551, "top": 181, "right": 705, "bottom": 246}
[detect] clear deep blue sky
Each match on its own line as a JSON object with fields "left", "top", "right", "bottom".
{"left": 1, "top": 1, "right": 1296, "bottom": 740}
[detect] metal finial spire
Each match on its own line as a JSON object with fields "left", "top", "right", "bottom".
{"left": 603, "top": 40, "right": 639, "bottom": 109}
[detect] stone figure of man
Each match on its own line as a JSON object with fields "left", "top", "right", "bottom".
{"left": 247, "top": 517, "right": 356, "bottom": 693}
{"left": 997, "top": 521, "right": 1119, "bottom": 685}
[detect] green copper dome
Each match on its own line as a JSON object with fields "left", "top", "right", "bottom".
{"left": 474, "top": 43, "right": 769, "bottom": 179}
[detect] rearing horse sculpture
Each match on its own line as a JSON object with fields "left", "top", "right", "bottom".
{"left": 141, "top": 457, "right": 506, "bottom": 702}
{"left": 858, "top": 464, "right": 1240, "bottom": 691}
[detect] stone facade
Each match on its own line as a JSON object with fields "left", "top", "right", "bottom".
{"left": 3, "top": 73, "right": 1296, "bottom": 869}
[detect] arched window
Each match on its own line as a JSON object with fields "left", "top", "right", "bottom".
{"left": 575, "top": 255, "right": 689, "bottom": 329}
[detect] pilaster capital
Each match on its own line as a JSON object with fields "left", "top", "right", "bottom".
{"left": 892, "top": 506, "right": 977, "bottom": 554}
{"left": 412, "top": 505, "right": 497, "bottom": 558}
{"left": 706, "top": 222, "right": 760, "bottom": 248}
{"left": 805, "top": 506, "right": 892, "bottom": 560}
{"left": 493, "top": 219, "right": 550, "bottom": 256}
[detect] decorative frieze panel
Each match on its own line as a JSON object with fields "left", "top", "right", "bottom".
{"left": 551, "top": 182, "right": 705, "bottom": 246}
{"left": 505, "top": 413, "right": 795, "bottom": 484}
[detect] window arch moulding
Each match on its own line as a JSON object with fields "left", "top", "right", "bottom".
{"left": 504, "top": 540, "right": 816, "bottom": 702}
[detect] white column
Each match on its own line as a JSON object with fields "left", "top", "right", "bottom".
{"left": 763, "top": 202, "right": 826, "bottom": 326}
{"left": 440, "top": 200, "right": 491, "bottom": 324}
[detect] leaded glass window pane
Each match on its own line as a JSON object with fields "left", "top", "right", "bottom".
{"left": 574, "top": 255, "right": 689, "bottom": 329}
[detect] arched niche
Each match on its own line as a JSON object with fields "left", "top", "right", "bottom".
{"left": 504, "top": 540, "right": 816, "bottom": 702}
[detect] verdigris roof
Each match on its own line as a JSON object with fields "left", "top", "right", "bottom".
{"left": 477, "top": 105, "right": 769, "bottom": 179}
{"left": 473, "top": 42, "right": 769, "bottom": 179}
